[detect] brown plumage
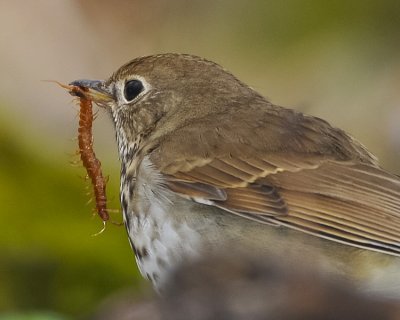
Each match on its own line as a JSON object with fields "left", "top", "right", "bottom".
{"left": 67, "top": 54, "right": 400, "bottom": 296}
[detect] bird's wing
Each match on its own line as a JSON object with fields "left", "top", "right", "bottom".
{"left": 147, "top": 104, "right": 400, "bottom": 255}
{"left": 268, "top": 161, "right": 400, "bottom": 255}
{"left": 163, "top": 153, "right": 325, "bottom": 218}
{"left": 159, "top": 153, "right": 400, "bottom": 256}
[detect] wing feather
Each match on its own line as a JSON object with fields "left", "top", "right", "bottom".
{"left": 162, "top": 155, "right": 400, "bottom": 256}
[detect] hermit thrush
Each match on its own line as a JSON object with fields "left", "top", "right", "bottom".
{"left": 69, "top": 54, "right": 400, "bottom": 297}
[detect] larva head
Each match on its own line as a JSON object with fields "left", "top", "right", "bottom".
{"left": 70, "top": 54, "right": 256, "bottom": 157}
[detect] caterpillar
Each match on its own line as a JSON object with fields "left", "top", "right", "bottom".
{"left": 55, "top": 82, "right": 109, "bottom": 223}
{"left": 75, "top": 86, "right": 109, "bottom": 222}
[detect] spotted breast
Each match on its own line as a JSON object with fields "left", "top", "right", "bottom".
{"left": 120, "top": 155, "right": 203, "bottom": 290}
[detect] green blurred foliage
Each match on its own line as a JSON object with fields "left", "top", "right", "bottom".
{"left": 0, "top": 114, "right": 145, "bottom": 316}
{"left": 0, "top": 312, "right": 69, "bottom": 320}
{"left": 230, "top": 0, "right": 400, "bottom": 49}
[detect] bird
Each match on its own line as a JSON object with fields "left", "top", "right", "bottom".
{"left": 68, "top": 53, "right": 400, "bottom": 297}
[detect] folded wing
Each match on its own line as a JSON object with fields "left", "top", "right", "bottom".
{"left": 160, "top": 153, "right": 400, "bottom": 256}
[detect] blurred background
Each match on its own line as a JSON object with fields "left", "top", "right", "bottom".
{"left": 0, "top": 0, "right": 399, "bottom": 319}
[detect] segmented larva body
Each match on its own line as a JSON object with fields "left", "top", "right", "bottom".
{"left": 74, "top": 87, "right": 109, "bottom": 222}
{"left": 53, "top": 80, "right": 110, "bottom": 224}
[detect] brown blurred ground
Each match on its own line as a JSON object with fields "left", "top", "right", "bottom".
{"left": 90, "top": 254, "right": 400, "bottom": 320}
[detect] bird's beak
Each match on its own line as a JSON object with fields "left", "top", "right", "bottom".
{"left": 68, "top": 79, "right": 114, "bottom": 106}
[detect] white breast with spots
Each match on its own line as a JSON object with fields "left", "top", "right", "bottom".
{"left": 122, "top": 156, "right": 202, "bottom": 290}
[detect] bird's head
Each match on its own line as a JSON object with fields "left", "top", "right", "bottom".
{"left": 69, "top": 54, "right": 256, "bottom": 156}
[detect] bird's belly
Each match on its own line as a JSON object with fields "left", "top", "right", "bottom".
{"left": 120, "top": 156, "right": 203, "bottom": 290}
{"left": 126, "top": 199, "right": 202, "bottom": 290}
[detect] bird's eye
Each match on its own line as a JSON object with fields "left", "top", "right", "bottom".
{"left": 124, "top": 79, "right": 144, "bottom": 102}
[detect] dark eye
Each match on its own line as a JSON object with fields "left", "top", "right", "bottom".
{"left": 124, "top": 79, "right": 144, "bottom": 101}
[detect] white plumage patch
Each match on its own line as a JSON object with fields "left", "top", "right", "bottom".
{"left": 126, "top": 156, "right": 202, "bottom": 290}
